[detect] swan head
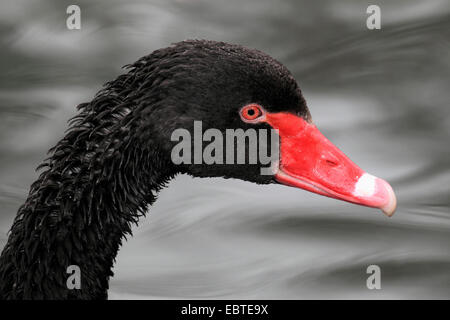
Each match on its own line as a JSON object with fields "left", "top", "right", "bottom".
{"left": 136, "top": 40, "right": 396, "bottom": 216}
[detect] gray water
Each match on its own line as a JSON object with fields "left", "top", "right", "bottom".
{"left": 0, "top": 0, "right": 449, "bottom": 299}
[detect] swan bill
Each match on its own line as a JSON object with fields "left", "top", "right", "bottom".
{"left": 263, "top": 111, "right": 397, "bottom": 216}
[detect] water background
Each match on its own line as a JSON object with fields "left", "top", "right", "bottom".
{"left": 0, "top": 0, "right": 449, "bottom": 299}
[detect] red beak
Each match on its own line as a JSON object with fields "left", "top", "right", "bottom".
{"left": 264, "top": 112, "right": 397, "bottom": 216}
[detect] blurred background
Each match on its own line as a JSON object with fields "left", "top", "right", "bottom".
{"left": 0, "top": 0, "right": 449, "bottom": 299}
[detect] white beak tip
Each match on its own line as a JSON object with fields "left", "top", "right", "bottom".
{"left": 380, "top": 182, "right": 397, "bottom": 217}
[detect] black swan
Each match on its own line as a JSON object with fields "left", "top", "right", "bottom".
{"left": 0, "top": 40, "right": 396, "bottom": 299}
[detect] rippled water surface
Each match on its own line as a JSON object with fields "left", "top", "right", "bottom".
{"left": 0, "top": 0, "right": 449, "bottom": 299}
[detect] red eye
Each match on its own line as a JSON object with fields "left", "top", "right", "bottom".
{"left": 240, "top": 104, "right": 263, "bottom": 122}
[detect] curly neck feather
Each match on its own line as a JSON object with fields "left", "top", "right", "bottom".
{"left": 0, "top": 61, "right": 176, "bottom": 299}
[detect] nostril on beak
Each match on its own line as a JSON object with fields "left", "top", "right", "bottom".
{"left": 326, "top": 159, "right": 338, "bottom": 167}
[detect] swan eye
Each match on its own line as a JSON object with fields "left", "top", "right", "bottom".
{"left": 240, "top": 104, "right": 263, "bottom": 122}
